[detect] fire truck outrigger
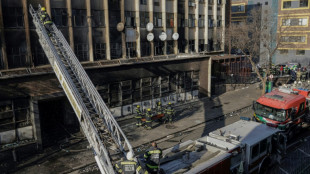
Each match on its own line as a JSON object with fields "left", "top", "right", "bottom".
{"left": 253, "top": 87, "right": 310, "bottom": 138}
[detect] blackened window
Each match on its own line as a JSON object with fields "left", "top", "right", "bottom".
{"left": 140, "top": 11, "right": 150, "bottom": 28}
{"left": 125, "top": 11, "right": 136, "bottom": 27}
{"left": 7, "top": 47, "right": 27, "bottom": 68}
{"left": 74, "top": 44, "right": 89, "bottom": 61}
{"left": 140, "top": 0, "right": 147, "bottom": 5}
{"left": 178, "top": 14, "right": 185, "bottom": 27}
{"left": 154, "top": 12, "right": 162, "bottom": 27}
{"left": 154, "top": 41, "right": 164, "bottom": 55}
{"left": 92, "top": 10, "right": 105, "bottom": 27}
{"left": 51, "top": 8, "right": 68, "bottom": 27}
{"left": 167, "top": 40, "right": 174, "bottom": 54}
{"left": 189, "top": 40, "right": 195, "bottom": 52}
{"left": 154, "top": 0, "right": 160, "bottom": 6}
{"left": 94, "top": 43, "right": 106, "bottom": 60}
{"left": 199, "top": 39, "right": 204, "bottom": 52}
{"left": 166, "top": 13, "right": 174, "bottom": 28}
{"left": 126, "top": 42, "right": 136, "bottom": 58}
{"left": 110, "top": 42, "right": 122, "bottom": 59}
{"left": 141, "top": 41, "right": 151, "bottom": 57}
{"left": 3, "top": 7, "right": 24, "bottom": 28}
{"left": 72, "top": 9, "right": 87, "bottom": 27}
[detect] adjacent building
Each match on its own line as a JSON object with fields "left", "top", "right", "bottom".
{"left": 231, "top": 0, "right": 310, "bottom": 65}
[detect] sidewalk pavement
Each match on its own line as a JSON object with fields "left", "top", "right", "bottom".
{"left": 122, "top": 83, "right": 261, "bottom": 149}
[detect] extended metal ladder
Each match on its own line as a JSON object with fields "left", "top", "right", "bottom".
{"left": 29, "top": 5, "right": 134, "bottom": 174}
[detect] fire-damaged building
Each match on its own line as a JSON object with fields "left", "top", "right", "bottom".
{"left": 0, "top": 0, "right": 254, "bottom": 167}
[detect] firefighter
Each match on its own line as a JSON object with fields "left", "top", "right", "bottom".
{"left": 115, "top": 152, "right": 148, "bottom": 174}
{"left": 164, "top": 102, "right": 174, "bottom": 124}
{"left": 40, "top": 7, "right": 53, "bottom": 36}
{"left": 145, "top": 108, "right": 152, "bottom": 130}
{"left": 135, "top": 105, "right": 143, "bottom": 127}
{"left": 144, "top": 142, "right": 162, "bottom": 174}
{"left": 156, "top": 101, "right": 163, "bottom": 115}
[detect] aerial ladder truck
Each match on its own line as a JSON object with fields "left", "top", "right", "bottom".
{"left": 29, "top": 5, "right": 134, "bottom": 174}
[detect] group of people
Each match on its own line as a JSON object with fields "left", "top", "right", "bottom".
{"left": 135, "top": 101, "right": 175, "bottom": 130}
{"left": 115, "top": 142, "right": 163, "bottom": 174}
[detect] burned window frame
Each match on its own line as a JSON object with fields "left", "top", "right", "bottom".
{"left": 92, "top": 10, "right": 105, "bottom": 27}
{"left": 140, "top": 11, "right": 150, "bottom": 28}
{"left": 51, "top": 8, "right": 68, "bottom": 27}
{"left": 3, "top": 7, "right": 24, "bottom": 28}
{"left": 72, "top": 9, "right": 87, "bottom": 27}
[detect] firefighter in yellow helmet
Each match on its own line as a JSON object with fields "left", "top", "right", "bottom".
{"left": 40, "top": 7, "right": 53, "bottom": 36}
{"left": 164, "top": 102, "right": 174, "bottom": 124}
{"left": 145, "top": 108, "right": 152, "bottom": 130}
{"left": 155, "top": 101, "right": 163, "bottom": 115}
{"left": 135, "top": 105, "right": 144, "bottom": 127}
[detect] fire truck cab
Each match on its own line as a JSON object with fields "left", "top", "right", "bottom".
{"left": 161, "top": 120, "right": 285, "bottom": 174}
{"left": 253, "top": 87, "right": 309, "bottom": 136}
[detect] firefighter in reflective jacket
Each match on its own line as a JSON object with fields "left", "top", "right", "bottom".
{"left": 156, "top": 101, "right": 163, "bottom": 115}
{"left": 40, "top": 7, "right": 53, "bottom": 36}
{"left": 164, "top": 102, "right": 174, "bottom": 124}
{"left": 145, "top": 108, "right": 152, "bottom": 130}
{"left": 144, "top": 142, "right": 162, "bottom": 174}
{"left": 115, "top": 152, "right": 148, "bottom": 174}
{"left": 135, "top": 105, "right": 143, "bottom": 127}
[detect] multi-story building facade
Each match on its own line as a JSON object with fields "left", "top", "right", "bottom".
{"left": 276, "top": 0, "right": 310, "bottom": 64}
{"left": 231, "top": 0, "right": 310, "bottom": 65}
{"left": 0, "top": 0, "right": 228, "bottom": 168}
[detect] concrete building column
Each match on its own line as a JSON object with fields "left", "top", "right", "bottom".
{"left": 207, "top": 57, "right": 212, "bottom": 97}
{"left": 22, "top": 0, "right": 33, "bottom": 67}
{"left": 184, "top": 0, "right": 189, "bottom": 53}
{"left": 194, "top": 0, "right": 199, "bottom": 53}
{"left": 66, "top": 0, "right": 74, "bottom": 50}
{"left": 30, "top": 99, "right": 42, "bottom": 150}
{"left": 148, "top": 0, "right": 154, "bottom": 57}
{"left": 0, "top": 0, "right": 8, "bottom": 69}
{"left": 45, "top": 0, "right": 51, "bottom": 16}
{"left": 104, "top": 0, "right": 111, "bottom": 60}
{"left": 161, "top": 0, "right": 167, "bottom": 55}
{"left": 86, "top": 0, "right": 94, "bottom": 61}
{"left": 135, "top": 0, "right": 141, "bottom": 58}
{"left": 221, "top": 0, "right": 226, "bottom": 51}
{"left": 213, "top": 0, "right": 217, "bottom": 50}
{"left": 173, "top": 0, "right": 178, "bottom": 54}
{"left": 204, "top": 0, "right": 209, "bottom": 51}
{"left": 120, "top": 0, "right": 126, "bottom": 58}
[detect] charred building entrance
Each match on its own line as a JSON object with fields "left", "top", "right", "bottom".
{"left": 38, "top": 98, "right": 79, "bottom": 148}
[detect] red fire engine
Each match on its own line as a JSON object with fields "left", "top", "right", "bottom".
{"left": 253, "top": 87, "right": 310, "bottom": 137}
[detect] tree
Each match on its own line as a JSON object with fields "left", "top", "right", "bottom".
{"left": 226, "top": 6, "right": 295, "bottom": 95}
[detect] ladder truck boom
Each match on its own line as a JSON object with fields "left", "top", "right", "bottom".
{"left": 29, "top": 4, "right": 134, "bottom": 174}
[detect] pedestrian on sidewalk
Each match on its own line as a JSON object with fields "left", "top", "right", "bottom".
{"left": 280, "top": 65, "right": 283, "bottom": 76}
